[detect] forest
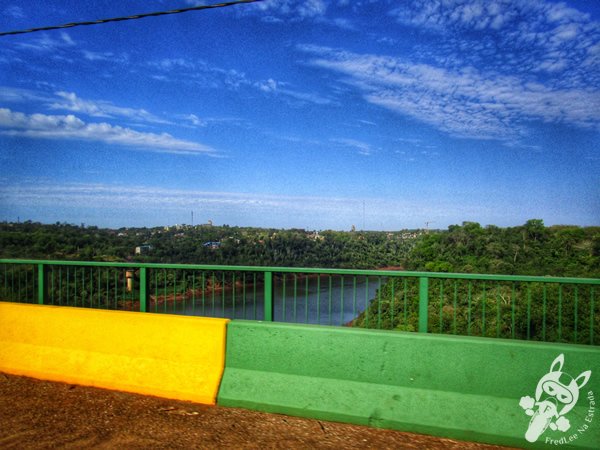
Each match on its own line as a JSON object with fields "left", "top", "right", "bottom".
{"left": 0, "top": 221, "right": 418, "bottom": 269}
{"left": 349, "top": 220, "right": 599, "bottom": 344}
{"left": 0, "top": 219, "right": 598, "bottom": 277}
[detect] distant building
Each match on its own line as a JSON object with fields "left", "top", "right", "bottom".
{"left": 203, "top": 241, "right": 221, "bottom": 249}
{"left": 135, "top": 244, "right": 153, "bottom": 255}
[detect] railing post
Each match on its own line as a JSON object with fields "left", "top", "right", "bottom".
{"left": 264, "top": 271, "right": 273, "bottom": 321}
{"left": 139, "top": 267, "right": 148, "bottom": 312}
{"left": 418, "top": 276, "right": 429, "bottom": 333}
{"left": 37, "top": 263, "right": 47, "bottom": 304}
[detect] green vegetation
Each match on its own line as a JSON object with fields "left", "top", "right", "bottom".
{"left": 407, "top": 220, "right": 599, "bottom": 277}
{"left": 0, "top": 221, "right": 418, "bottom": 269}
{"left": 351, "top": 220, "right": 600, "bottom": 344}
{"left": 1, "top": 219, "right": 598, "bottom": 275}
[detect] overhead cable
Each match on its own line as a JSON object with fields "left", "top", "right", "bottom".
{"left": 0, "top": 0, "right": 262, "bottom": 37}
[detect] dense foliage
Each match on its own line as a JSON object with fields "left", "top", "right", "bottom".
{"left": 0, "top": 221, "right": 417, "bottom": 269}
{"left": 1, "top": 219, "right": 598, "bottom": 276}
{"left": 351, "top": 220, "right": 600, "bottom": 344}
{"left": 408, "top": 220, "right": 600, "bottom": 277}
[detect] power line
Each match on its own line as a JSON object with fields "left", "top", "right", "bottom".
{"left": 0, "top": 0, "right": 262, "bottom": 37}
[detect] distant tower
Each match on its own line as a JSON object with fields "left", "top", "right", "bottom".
{"left": 425, "top": 221, "right": 435, "bottom": 233}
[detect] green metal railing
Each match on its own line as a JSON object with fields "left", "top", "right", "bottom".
{"left": 1, "top": 259, "right": 598, "bottom": 345}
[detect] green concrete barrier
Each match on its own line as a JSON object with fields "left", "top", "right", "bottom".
{"left": 218, "top": 321, "right": 600, "bottom": 449}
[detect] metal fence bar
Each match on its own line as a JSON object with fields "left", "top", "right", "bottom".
{"left": 364, "top": 276, "right": 369, "bottom": 328}
{"left": 264, "top": 271, "right": 273, "bottom": 321}
{"left": 439, "top": 281, "right": 444, "bottom": 334}
{"left": 467, "top": 281, "right": 472, "bottom": 336}
{"left": 139, "top": 267, "right": 147, "bottom": 312}
{"left": 481, "top": 282, "right": 487, "bottom": 337}
{"left": 403, "top": 278, "right": 408, "bottom": 328}
{"left": 558, "top": 284, "right": 563, "bottom": 341}
{"left": 390, "top": 278, "right": 395, "bottom": 330}
{"left": 542, "top": 284, "right": 548, "bottom": 341}
{"left": 418, "top": 276, "right": 429, "bottom": 333}
{"left": 293, "top": 274, "right": 298, "bottom": 323}
{"left": 591, "top": 288, "right": 595, "bottom": 346}
{"left": 574, "top": 286, "right": 579, "bottom": 343}
{"left": 454, "top": 281, "right": 459, "bottom": 335}
{"left": 37, "top": 263, "right": 46, "bottom": 304}
{"left": 281, "top": 274, "right": 287, "bottom": 322}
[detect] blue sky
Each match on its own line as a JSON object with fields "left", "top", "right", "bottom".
{"left": 0, "top": 0, "right": 598, "bottom": 230}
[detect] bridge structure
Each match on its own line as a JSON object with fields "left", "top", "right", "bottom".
{"left": 0, "top": 259, "right": 599, "bottom": 449}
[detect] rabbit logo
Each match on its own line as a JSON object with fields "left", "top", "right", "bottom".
{"left": 519, "top": 354, "right": 592, "bottom": 443}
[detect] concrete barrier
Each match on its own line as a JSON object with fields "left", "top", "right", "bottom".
{"left": 0, "top": 302, "right": 228, "bottom": 404}
{"left": 218, "top": 321, "right": 600, "bottom": 449}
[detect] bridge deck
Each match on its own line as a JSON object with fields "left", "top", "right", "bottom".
{"left": 0, "top": 373, "right": 515, "bottom": 449}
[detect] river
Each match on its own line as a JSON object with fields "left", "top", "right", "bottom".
{"left": 157, "top": 275, "right": 384, "bottom": 326}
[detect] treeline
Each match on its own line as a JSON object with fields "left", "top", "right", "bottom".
{"left": 406, "top": 220, "right": 599, "bottom": 278}
{"left": 352, "top": 220, "right": 600, "bottom": 344}
{"left": 0, "top": 221, "right": 418, "bottom": 269}
{"left": 0, "top": 220, "right": 598, "bottom": 276}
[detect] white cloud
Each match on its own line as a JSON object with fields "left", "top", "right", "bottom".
{"left": 301, "top": 46, "right": 600, "bottom": 140}
{"left": 16, "top": 32, "right": 76, "bottom": 52}
{"left": 255, "top": 78, "right": 279, "bottom": 93}
{"left": 150, "top": 57, "right": 332, "bottom": 105}
{"left": 330, "top": 138, "right": 373, "bottom": 155}
{"left": 82, "top": 50, "right": 129, "bottom": 64}
{"left": 357, "top": 119, "right": 376, "bottom": 126}
{"left": 183, "top": 114, "right": 208, "bottom": 127}
{"left": 178, "top": 114, "right": 249, "bottom": 129}
{"left": 0, "top": 182, "right": 365, "bottom": 217}
{"left": 0, "top": 181, "right": 500, "bottom": 229}
{"left": 297, "top": 0, "right": 327, "bottom": 18}
{"left": 0, "top": 108, "right": 217, "bottom": 155}
{"left": 4, "top": 5, "right": 25, "bottom": 19}
{"left": 390, "top": 0, "right": 600, "bottom": 86}
{"left": 254, "top": 78, "right": 332, "bottom": 105}
{"left": 246, "top": 0, "right": 328, "bottom": 21}
{"left": 49, "top": 91, "right": 171, "bottom": 124}
{"left": 0, "top": 86, "right": 52, "bottom": 104}
{"left": 148, "top": 58, "right": 249, "bottom": 89}
{"left": 277, "top": 87, "right": 333, "bottom": 105}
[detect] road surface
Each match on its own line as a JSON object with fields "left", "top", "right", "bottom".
{"left": 0, "top": 373, "right": 518, "bottom": 449}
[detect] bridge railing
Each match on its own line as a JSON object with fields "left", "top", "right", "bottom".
{"left": 1, "top": 259, "right": 598, "bottom": 345}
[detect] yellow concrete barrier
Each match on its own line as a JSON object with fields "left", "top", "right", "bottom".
{"left": 0, "top": 302, "right": 228, "bottom": 404}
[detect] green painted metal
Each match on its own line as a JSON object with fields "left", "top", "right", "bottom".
{"left": 481, "top": 282, "right": 487, "bottom": 336}
{"left": 1, "top": 258, "right": 598, "bottom": 284}
{"left": 418, "top": 276, "right": 429, "bottom": 333}
{"left": 218, "top": 321, "right": 600, "bottom": 449}
{"left": 37, "top": 263, "right": 46, "bottom": 304}
{"left": 139, "top": 267, "right": 147, "bottom": 313}
{"left": 264, "top": 271, "right": 273, "bottom": 321}
{"left": 591, "top": 289, "right": 596, "bottom": 346}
